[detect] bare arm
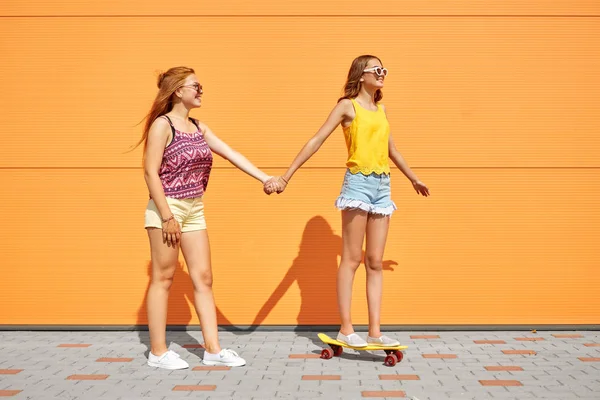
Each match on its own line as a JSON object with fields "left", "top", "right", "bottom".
{"left": 144, "top": 118, "right": 174, "bottom": 219}
{"left": 384, "top": 105, "right": 430, "bottom": 197}
{"left": 388, "top": 135, "right": 420, "bottom": 183}
{"left": 200, "top": 122, "right": 270, "bottom": 184}
{"left": 143, "top": 117, "right": 182, "bottom": 244}
{"left": 281, "top": 99, "right": 353, "bottom": 183}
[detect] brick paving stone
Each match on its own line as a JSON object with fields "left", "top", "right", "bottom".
{"left": 0, "top": 330, "right": 597, "bottom": 399}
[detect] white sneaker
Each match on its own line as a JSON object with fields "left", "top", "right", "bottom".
{"left": 336, "top": 332, "right": 368, "bottom": 347}
{"left": 202, "top": 349, "right": 246, "bottom": 367}
{"left": 147, "top": 350, "right": 189, "bottom": 370}
{"left": 367, "top": 335, "right": 400, "bottom": 346}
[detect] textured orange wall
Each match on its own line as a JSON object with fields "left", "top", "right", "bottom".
{"left": 0, "top": 2, "right": 599, "bottom": 325}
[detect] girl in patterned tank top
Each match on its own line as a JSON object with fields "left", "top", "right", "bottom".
{"left": 134, "top": 66, "right": 273, "bottom": 370}
{"left": 265, "top": 56, "right": 430, "bottom": 348}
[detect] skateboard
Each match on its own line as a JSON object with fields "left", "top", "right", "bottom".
{"left": 318, "top": 333, "right": 407, "bottom": 366}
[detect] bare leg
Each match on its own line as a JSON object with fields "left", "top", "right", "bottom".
{"left": 337, "top": 209, "right": 368, "bottom": 335}
{"left": 180, "top": 230, "right": 221, "bottom": 354}
{"left": 146, "top": 228, "right": 179, "bottom": 356}
{"left": 364, "top": 214, "right": 390, "bottom": 338}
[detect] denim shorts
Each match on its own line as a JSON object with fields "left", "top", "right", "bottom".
{"left": 335, "top": 169, "right": 397, "bottom": 216}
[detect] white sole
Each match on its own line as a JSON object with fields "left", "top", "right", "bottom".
{"left": 202, "top": 360, "right": 246, "bottom": 367}
{"left": 147, "top": 361, "right": 189, "bottom": 370}
{"left": 338, "top": 341, "right": 368, "bottom": 348}
{"left": 367, "top": 342, "right": 401, "bottom": 347}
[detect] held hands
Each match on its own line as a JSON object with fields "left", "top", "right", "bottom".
{"left": 263, "top": 176, "right": 288, "bottom": 195}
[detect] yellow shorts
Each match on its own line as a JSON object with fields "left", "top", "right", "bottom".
{"left": 144, "top": 196, "right": 207, "bottom": 232}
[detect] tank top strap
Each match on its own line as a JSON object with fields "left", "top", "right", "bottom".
{"left": 189, "top": 117, "right": 200, "bottom": 131}
{"left": 350, "top": 98, "right": 380, "bottom": 114}
{"left": 161, "top": 115, "right": 175, "bottom": 127}
{"left": 160, "top": 115, "right": 177, "bottom": 139}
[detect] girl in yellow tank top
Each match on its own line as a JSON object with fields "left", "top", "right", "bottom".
{"left": 266, "top": 55, "right": 430, "bottom": 348}
{"left": 344, "top": 98, "right": 391, "bottom": 176}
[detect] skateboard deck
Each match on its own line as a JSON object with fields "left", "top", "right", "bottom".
{"left": 318, "top": 333, "right": 407, "bottom": 366}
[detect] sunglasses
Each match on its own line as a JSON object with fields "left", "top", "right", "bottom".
{"left": 181, "top": 83, "right": 203, "bottom": 93}
{"left": 363, "top": 67, "right": 388, "bottom": 77}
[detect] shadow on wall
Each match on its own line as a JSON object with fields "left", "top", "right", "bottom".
{"left": 251, "top": 215, "right": 397, "bottom": 345}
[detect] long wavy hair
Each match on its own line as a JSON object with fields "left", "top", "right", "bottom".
{"left": 132, "top": 66, "right": 195, "bottom": 152}
{"left": 338, "top": 55, "right": 383, "bottom": 103}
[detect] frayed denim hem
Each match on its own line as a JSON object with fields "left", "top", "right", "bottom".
{"left": 334, "top": 197, "right": 397, "bottom": 216}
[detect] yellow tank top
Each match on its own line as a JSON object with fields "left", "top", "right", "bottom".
{"left": 342, "top": 98, "right": 390, "bottom": 175}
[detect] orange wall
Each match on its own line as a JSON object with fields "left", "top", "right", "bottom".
{"left": 1, "top": 1, "right": 599, "bottom": 326}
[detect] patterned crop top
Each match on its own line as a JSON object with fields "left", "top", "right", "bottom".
{"left": 156, "top": 115, "right": 213, "bottom": 199}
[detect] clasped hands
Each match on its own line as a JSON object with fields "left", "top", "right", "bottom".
{"left": 263, "top": 176, "right": 288, "bottom": 195}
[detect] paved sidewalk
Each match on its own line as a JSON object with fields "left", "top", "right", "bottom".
{"left": 0, "top": 330, "right": 598, "bottom": 399}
